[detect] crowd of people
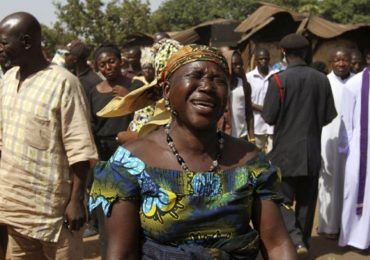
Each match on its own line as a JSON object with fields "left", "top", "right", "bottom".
{"left": 0, "top": 11, "right": 369, "bottom": 260}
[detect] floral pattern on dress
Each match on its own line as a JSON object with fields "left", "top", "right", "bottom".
{"left": 191, "top": 172, "right": 221, "bottom": 197}
{"left": 89, "top": 146, "right": 282, "bottom": 245}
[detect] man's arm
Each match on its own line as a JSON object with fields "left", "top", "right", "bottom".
{"left": 64, "top": 161, "right": 90, "bottom": 231}
{"left": 60, "top": 76, "right": 98, "bottom": 230}
{"left": 323, "top": 77, "right": 337, "bottom": 126}
{"left": 0, "top": 225, "right": 7, "bottom": 259}
{"left": 262, "top": 77, "right": 281, "bottom": 125}
{"left": 242, "top": 80, "right": 255, "bottom": 140}
{"left": 252, "top": 103, "right": 263, "bottom": 112}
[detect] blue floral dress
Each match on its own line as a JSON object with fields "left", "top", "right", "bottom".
{"left": 89, "top": 146, "right": 282, "bottom": 254}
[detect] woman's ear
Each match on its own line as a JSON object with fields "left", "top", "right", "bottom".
{"left": 162, "top": 80, "right": 171, "bottom": 100}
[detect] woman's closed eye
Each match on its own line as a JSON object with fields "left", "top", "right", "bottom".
{"left": 185, "top": 71, "right": 203, "bottom": 79}
{"left": 213, "top": 76, "right": 227, "bottom": 85}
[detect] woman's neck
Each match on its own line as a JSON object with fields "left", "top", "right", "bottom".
{"left": 168, "top": 121, "right": 219, "bottom": 156}
{"left": 106, "top": 75, "right": 127, "bottom": 87}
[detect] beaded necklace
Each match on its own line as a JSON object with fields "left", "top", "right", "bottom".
{"left": 164, "top": 123, "right": 224, "bottom": 172}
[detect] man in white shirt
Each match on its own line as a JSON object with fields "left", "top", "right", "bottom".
{"left": 247, "top": 48, "right": 274, "bottom": 152}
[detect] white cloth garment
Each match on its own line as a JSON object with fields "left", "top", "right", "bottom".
{"left": 338, "top": 68, "right": 370, "bottom": 249}
{"left": 230, "top": 78, "right": 247, "bottom": 138}
{"left": 318, "top": 71, "right": 353, "bottom": 234}
{"left": 246, "top": 67, "right": 274, "bottom": 135}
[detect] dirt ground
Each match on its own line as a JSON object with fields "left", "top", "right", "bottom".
{"left": 82, "top": 206, "right": 370, "bottom": 260}
{"left": 82, "top": 236, "right": 370, "bottom": 260}
{"left": 6, "top": 207, "right": 370, "bottom": 260}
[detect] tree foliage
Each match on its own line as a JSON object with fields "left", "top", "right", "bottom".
{"left": 262, "top": 0, "right": 370, "bottom": 24}
{"left": 41, "top": 22, "right": 75, "bottom": 58}
{"left": 151, "top": 0, "right": 261, "bottom": 32}
{"left": 318, "top": 0, "right": 370, "bottom": 24}
{"left": 151, "top": 0, "right": 370, "bottom": 31}
{"left": 41, "top": 0, "right": 370, "bottom": 55}
{"left": 52, "top": 0, "right": 152, "bottom": 46}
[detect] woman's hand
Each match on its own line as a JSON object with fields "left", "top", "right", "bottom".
{"left": 113, "top": 86, "right": 129, "bottom": 97}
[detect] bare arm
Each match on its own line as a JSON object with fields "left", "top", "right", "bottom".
{"left": 252, "top": 199, "right": 297, "bottom": 260}
{"left": 106, "top": 200, "right": 141, "bottom": 260}
{"left": 65, "top": 161, "right": 90, "bottom": 231}
{"left": 0, "top": 225, "right": 7, "bottom": 259}
{"left": 252, "top": 103, "right": 263, "bottom": 112}
{"left": 243, "top": 80, "right": 255, "bottom": 140}
{"left": 116, "top": 130, "right": 138, "bottom": 145}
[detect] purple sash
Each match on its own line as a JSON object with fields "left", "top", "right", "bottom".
{"left": 358, "top": 66, "right": 370, "bottom": 215}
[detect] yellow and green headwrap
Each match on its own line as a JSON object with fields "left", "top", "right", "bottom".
{"left": 160, "top": 44, "right": 230, "bottom": 82}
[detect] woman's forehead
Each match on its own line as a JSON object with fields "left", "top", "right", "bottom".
{"left": 176, "top": 60, "right": 225, "bottom": 72}
{"left": 97, "top": 52, "right": 120, "bottom": 61}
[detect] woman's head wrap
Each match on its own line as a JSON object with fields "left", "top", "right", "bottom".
{"left": 97, "top": 43, "right": 230, "bottom": 137}
{"left": 140, "top": 47, "right": 154, "bottom": 67}
{"left": 160, "top": 44, "right": 230, "bottom": 82}
{"left": 153, "top": 38, "right": 183, "bottom": 78}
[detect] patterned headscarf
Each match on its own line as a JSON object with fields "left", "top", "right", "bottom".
{"left": 160, "top": 44, "right": 230, "bottom": 82}
{"left": 140, "top": 47, "right": 154, "bottom": 67}
{"left": 153, "top": 38, "right": 183, "bottom": 78}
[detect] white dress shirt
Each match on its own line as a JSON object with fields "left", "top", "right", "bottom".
{"left": 246, "top": 67, "right": 274, "bottom": 135}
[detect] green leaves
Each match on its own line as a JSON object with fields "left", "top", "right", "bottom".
{"left": 42, "top": 0, "right": 370, "bottom": 59}
{"left": 152, "top": 0, "right": 260, "bottom": 32}
{"left": 49, "top": 0, "right": 152, "bottom": 48}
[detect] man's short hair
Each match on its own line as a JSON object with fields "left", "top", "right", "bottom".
{"left": 254, "top": 47, "right": 270, "bottom": 57}
{"left": 66, "top": 40, "right": 90, "bottom": 60}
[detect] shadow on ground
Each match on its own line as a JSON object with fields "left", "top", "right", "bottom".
{"left": 308, "top": 235, "right": 370, "bottom": 260}
{"left": 83, "top": 236, "right": 101, "bottom": 260}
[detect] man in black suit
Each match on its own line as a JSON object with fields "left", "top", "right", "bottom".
{"left": 263, "top": 33, "right": 337, "bottom": 255}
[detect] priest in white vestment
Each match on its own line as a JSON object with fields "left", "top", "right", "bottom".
{"left": 318, "top": 48, "right": 354, "bottom": 236}
{"left": 338, "top": 65, "right": 370, "bottom": 250}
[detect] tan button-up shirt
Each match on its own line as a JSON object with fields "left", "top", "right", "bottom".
{"left": 0, "top": 65, "right": 98, "bottom": 242}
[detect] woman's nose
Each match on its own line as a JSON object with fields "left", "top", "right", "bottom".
{"left": 199, "top": 77, "right": 214, "bottom": 91}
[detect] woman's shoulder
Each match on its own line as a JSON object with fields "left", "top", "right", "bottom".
{"left": 222, "top": 135, "right": 261, "bottom": 168}
{"left": 123, "top": 129, "right": 170, "bottom": 166}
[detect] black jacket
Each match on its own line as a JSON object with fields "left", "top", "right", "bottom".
{"left": 262, "top": 60, "right": 337, "bottom": 177}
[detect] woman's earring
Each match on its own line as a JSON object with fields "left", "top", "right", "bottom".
{"left": 164, "top": 98, "right": 171, "bottom": 111}
{"left": 164, "top": 98, "right": 178, "bottom": 117}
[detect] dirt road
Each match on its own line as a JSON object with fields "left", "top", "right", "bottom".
{"left": 82, "top": 211, "right": 370, "bottom": 260}
{"left": 7, "top": 208, "right": 370, "bottom": 260}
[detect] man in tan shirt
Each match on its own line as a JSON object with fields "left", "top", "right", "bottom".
{"left": 0, "top": 12, "right": 98, "bottom": 259}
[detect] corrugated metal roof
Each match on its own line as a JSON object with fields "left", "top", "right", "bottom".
{"left": 235, "top": 4, "right": 302, "bottom": 33}
{"left": 236, "top": 4, "right": 370, "bottom": 42}
{"left": 303, "top": 15, "right": 369, "bottom": 39}
{"left": 194, "top": 18, "right": 239, "bottom": 28}
{"left": 170, "top": 19, "right": 239, "bottom": 45}
{"left": 171, "top": 28, "right": 200, "bottom": 44}
{"left": 122, "top": 32, "right": 154, "bottom": 47}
